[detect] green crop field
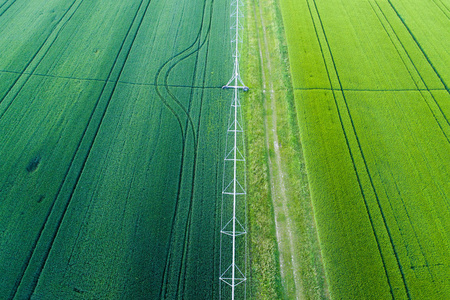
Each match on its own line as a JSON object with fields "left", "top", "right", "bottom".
{"left": 0, "top": 0, "right": 234, "bottom": 298}
{"left": 2, "top": 0, "right": 449, "bottom": 299}
{"left": 280, "top": 0, "right": 450, "bottom": 298}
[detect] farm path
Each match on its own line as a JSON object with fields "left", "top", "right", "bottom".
{"left": 252, "top": 0, "right": 303, "bottom": 298}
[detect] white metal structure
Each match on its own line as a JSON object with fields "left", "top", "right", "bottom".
{"left": 220, "top": 0, "right": 248, "bottom": 299}
{"left": 219, "top": 91, "right": 247, "bottom": 299}
{"left": 222, "top": 0, "right": 249, "bottom": 92}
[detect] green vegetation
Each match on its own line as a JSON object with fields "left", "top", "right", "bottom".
{"left": 244, "top": 0, "right": 327, "bottom": 298}
{"left": 243, "top": 2, "right": 282, "bottom": 296}
{"left": 0, "top": 0, "right": 233, "bottom": 298}
{"left": 2, "top": 0, "right": 447, "bottom": 298}
{"left": 280, "top": 0, "right": 450, "bottom": 298}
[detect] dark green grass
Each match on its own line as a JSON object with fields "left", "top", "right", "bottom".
{"left": 0, "top": 0, "right": 232, "bottom": 298}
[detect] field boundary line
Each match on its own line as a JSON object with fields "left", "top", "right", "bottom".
{"left": 309, "top": 0, "right": 412, "bottom": 297}
{"left": 370, "top": 0, "right": 450, "bottom": 143}
{"left": 155, "top": 0, "right": 208, "bottom": 295}
{"left": 11, "top": 0, "right": 153, "bottom": 297}
{"left": 0, "top": 0, "right": 84, "bottom": 120}
{"left": 173, "top": 1, "right": 215, "bottom": 297}
{"left": 4, "top": 65, "right": 449, "bottom": 93}
{"left": 385, "top": 0, "right": 449, "bottom": 93}
{"left": 0, "top": 69, "right": 222, "bottom": 88}
{"left": 294, "top": 87, "right": 448, "bottom": 92}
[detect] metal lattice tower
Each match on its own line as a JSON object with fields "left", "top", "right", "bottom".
{"left": 222, "top": 0, "right": 249, "bottom": 92}
{"left": 220, "top": 0, "right": 248, "bottom": 299}
{"left": 219, "top": 92, "right": 247, "bottom": 300}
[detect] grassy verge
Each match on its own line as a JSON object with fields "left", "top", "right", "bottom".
{"left": 243, "top": 1, "right": 282, "bottom": 296}
{"left": 243, "top": 0, "right": 327, "bottom": 298}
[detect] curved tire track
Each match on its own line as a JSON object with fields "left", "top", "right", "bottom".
{"left": 156, "top": 0, "right": 216, "bottom": 297}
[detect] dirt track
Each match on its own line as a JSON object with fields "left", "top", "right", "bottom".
{"left": 252, "top": 0, "right": 303, "bottom": 298}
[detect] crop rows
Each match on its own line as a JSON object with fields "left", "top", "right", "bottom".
{"left": 280, "top": 0, "right": 449, "bottom": 298}
{"left": 0, "top": 0, "right": 232, "bottom": 298}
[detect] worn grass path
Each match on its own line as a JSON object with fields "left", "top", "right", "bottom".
{"left": 244, "top": 0, "right": 328, "bottom": 298}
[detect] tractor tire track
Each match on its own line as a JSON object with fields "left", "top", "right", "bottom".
{"left": 369, "top": 0, "right": 450, "bottom": 143}
{"left": 173, "top": 42, "right": 204, "bottom": 299}
{"left": 431, "top": 0, "right": 450, "bottom": 19}
{"left": 370, "top": 0, "right": 450, "bottom": 229}
{"left": 305, "top": 0, "right": 406, "bottom": 298}
{"left": 176, "top": 6, "right": 215, "bottom": 297}
{"left": 153, "top": 2, "right": 207, "bottom": 144}
{"left": 387, "top": 170, "right": 433, "bottom": 279}
{"left": 10, "top": 1, "right": 151, "bottom": 298}
{"left": 157, "top": 0, "right": 210, "bottom": 297}
{"left": 0, "top": 0, "right": 83, "bottom": 119}
{"left": 302, "top": 2, "right": 398, "bottom": 296}
{"left": 170, "top": 28, "right": 205, "bottom": 300}
{"left": 61, "top": 100, "right": 164, "bottom": 289}
{"left": 309, "top": 0, "right": 411, "bottom": 298}
{"left": 0, "top": 0, "right": 17, "bottom": 17}
{"left": 386, "top": 0, "right": 449, "bottom": 93}
{"left": 0, "top": 0, "right": 9, "bottom": 10}
{"left": 158, "top": 1, "right": 216, "bottom": 297}
{"left": 370, "top": 0, "right": 450, "bottom": 269}
{"left": 5, "top": 1, "right": 89, "bottom": 297}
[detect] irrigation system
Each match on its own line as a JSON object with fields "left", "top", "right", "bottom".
{"left": 220, "top": 0, "right": 248, "bottom": 298}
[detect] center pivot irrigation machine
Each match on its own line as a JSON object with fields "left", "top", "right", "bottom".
{"left": 221, "top": 0, "right": 249, "bottom": 92}
{"left": 219, "top": 0, "right": 249, "bottom": 299}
